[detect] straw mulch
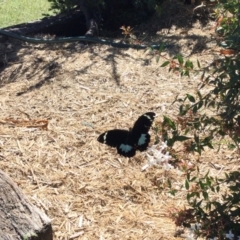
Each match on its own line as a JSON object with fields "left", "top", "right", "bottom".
{"left": 0, "top": 17, "right": 239, "bottom": 239}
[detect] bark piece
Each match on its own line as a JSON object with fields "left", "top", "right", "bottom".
{"left": 0, "top": 170, "right": 52, "bottom": 240}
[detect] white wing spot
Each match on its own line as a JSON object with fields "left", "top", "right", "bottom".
{"left": 119, "top": 144, "right": 133, "bottom": 153}
{"left": 138, "top": 134, "right": 147, "bottom": 146}
{"left": 143, "top": 114, "right": 153, "bottom": 121}
{"left": 103, "top": 133, "right": 107, "bottom": 143}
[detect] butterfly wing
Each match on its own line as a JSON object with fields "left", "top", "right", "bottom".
{"left": 97, "top": 129, "right": 129, "bottom": 147}
{"left": 117, "top": 140, "right": 136, "bottom": 157}
{"left": 97, "top": 129, "right": 136, "bottom": 157}
{"left": 131, "top": 112, "right": 155, "bottom": 151}
{"left": 97, "top": 112, "right": 155, "bottom": 157}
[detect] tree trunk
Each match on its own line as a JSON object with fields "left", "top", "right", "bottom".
{"left": 0, "top": 170, "right": 52, "bottom": 240}
{"left": 78, "top": 0, "right": 99, "bottom": 37}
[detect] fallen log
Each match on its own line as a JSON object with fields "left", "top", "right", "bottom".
{"left": 0, "top": 169, "right": 52, "bottom": 240}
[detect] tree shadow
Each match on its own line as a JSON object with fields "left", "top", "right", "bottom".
{"left": 0, "top": 1, "right": 217, "bottom": 89}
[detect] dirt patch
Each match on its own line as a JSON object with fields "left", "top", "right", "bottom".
{"left": 0, "top": 4, "right": 238, "bottom": 240}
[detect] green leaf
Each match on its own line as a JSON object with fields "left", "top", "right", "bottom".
{"left": 207, "top": 142, "right": 214, "bottom": 149}
{"left": 199, "top": 181, "right": 204, "bottom": 190}
{"left": 169, "top": 189, "right": 177, "bottom": 196}
{"left": 197, "top": 91, "right": 202, "bottom": 99}
{"left": 190, "top": 176, "right": 197, "bottom": 182}
{"left": 184, "top": 128, "right": 190, "bottom": 135}
{"left": 202, "top": 136, "right": 212, "bottom": 145}
{"left": 203, "top": 191, "right": 209, "bottom": 200}
{"left": 206, "top": 176, "right": 212, "bottom": 186}
{"left": 200, "top": 71, "right": 206, "bottom": 83}
{"left": 194, "top": 134, "right": 199, "bottom": 143}
{"left": 197, "top": 59, "right": 201, "bottom": 68}
{"left": 185, "top": 180, "right": 190, "bottom": 190}
{"left": 187, "top": 94, "right": 195, "bottom": 103}
{"left": 158, "top": 43, "right": 165, "bottom": 53}
{"left": 179, "top": 105, "right": 187, "bottom": 116}
{"left": 197, "top": 101, "right": 203, "bottom": 110}
{"left": 193, "top": 105, "right": 198, "bottom": 114}
{"left": 161, "top": 61, "right": 170, "bottom": 67}
{"left": 196, "top": 199, "right": 203, "bottom": 207}
{"left": 177, "top": 54, "right": 184, "bottom": 65}
{"left": 156, "top": 55, "right": 160, "bottom": 63}
{"left": 228, "top": 143, "right": 236, "bottom": 149}
{"left": 175, "top": 135, "right": 191, "bottom": 141}
{"left": 167, "top": 138, "right": 175, "bottom": 147}
{"left": 168, "top": 178, "right": 172, "bottom": 188}
{"left": 210, "top": 186, "right": 215, "bottom": 192}
{"left": 185, "top": 59, "right": 193, "bottom": 69}
{"left": 184, "top": 70, "right": 190, "bottom": 77}
{"left": 163, "top": 116, "right": 176, "bottom": 130}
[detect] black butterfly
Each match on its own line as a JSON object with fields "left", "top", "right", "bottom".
{"left": 97, "top": 112, "right": 155, "bottom": 157}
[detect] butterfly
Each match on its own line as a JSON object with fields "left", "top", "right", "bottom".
{"left": 97, "top": 112, "right": 155, "bottom": 157}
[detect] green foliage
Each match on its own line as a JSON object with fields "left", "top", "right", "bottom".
{"left": 47, "top": 0, "right": 164, "bottom": 13}
{"left": 23, "top": 232, "right": 38, "bottom": 240}
{"left": 47, "top": 0, "right": 104, "bottom": 14}
{"left": 169, "top": 52, "right": 240, "bottom": 151}
{"left": 171, "top": 170, "right": 240, "bottom": 239}
{"left": 156, "top": 0, "right": 240, "bottom": 238}
{"left": 47, "top": 0, "right": 77, "bottom": 13}
{"left": 216, "top": 0, "right": 240, "bottom": 50}
{"left": 157, "top": 20, "right": 240, "bottom": 154}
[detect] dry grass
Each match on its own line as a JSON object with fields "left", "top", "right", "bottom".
{"left": 0, "top": 15, "right": 239, "bottom": 239}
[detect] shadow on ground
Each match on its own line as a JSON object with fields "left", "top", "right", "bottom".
{"left": 0, "top": 1, "right": 216, "bottom": 90}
